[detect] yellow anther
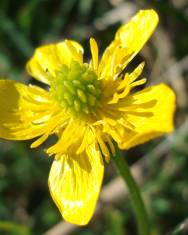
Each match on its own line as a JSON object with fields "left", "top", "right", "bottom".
{"left": 65, "top": 40, "right": 82, "bottom": 63}
{"left": 90, "top": 38, "right": 99, "bottom": 71}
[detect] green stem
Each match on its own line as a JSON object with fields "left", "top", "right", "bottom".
{"left": 112, "top": 151, "right": 150, "bottom": 235}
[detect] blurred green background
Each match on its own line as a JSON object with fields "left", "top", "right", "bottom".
{"left": 0, "top": 0, "right": 188, "bottom": 235}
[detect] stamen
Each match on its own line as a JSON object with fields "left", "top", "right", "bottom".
{"left": 65, "top": 40, "right": 82, "bottom": 63}
{"left": 106, "top": 135, "right": 116, "bottom": 156}
{"left": 96, "top": 133, "right": 111, "bottom": 163}
{"left": 130, "top": 78, "right": 147, "bottom": 87}
{"left": 90, "top": 38, "right": 99, "bottom": 71}
{"left": 30, "top": 133, "right": 49, "bottom": 148}
{"left": 128, "top": 62, "right": 145, "bottom": 84}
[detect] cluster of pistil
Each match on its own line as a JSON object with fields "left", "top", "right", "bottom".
{"left": 50, "top": 61, "right": 102, "bottom": 116}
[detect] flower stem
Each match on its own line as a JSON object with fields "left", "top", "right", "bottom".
{"left": 112, "top": 151, "right": 150, "bottom": 235}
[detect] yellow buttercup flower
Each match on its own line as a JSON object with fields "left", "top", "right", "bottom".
{"left": 0, "top": 10, "right": 175, "bottom": 225}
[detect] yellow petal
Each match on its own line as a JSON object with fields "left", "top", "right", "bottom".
{"left": 26, "top": 40, "right": 84, "bottom": 84}
{"left": 115, "top": 9, "right": 158, "bottom": 57}
{"left": 46, "top": 119, "right": 86, "bottom": 156}
{"left": 0, "top": 79, "right": 54, "bottom": 140}
{"left": 118, "top": 84, "right": 176, "bottom": 149}
{"left": 48, "top": 143, "right": 104, "bottom": 225}
{"left": 99, "top": 9, "right": 158, "bottom": 78}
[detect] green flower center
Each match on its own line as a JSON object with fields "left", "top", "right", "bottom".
{"left": 50, "top": 61, "right": 102, "bottom": 115}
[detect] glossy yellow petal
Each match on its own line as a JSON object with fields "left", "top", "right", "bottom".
{"left": 48, "top": 143, "right": 104, "bottom": 225}
{"left": 26, "top": 40, "right": 84, "bottom": 84}
{"left": 118, "top": 84, "right": 176, "bottom": 149}
{"left": 99, "top": 9, "right": 158, "bottom": 79}
{"left": 0, "top": 79, "right": 54, "bottom": 140}
{"left": 46, "top": 119, "right": 86, "bottom": 156}
{"left": 115, "top": 9, "right": 158, "bottom": 57}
